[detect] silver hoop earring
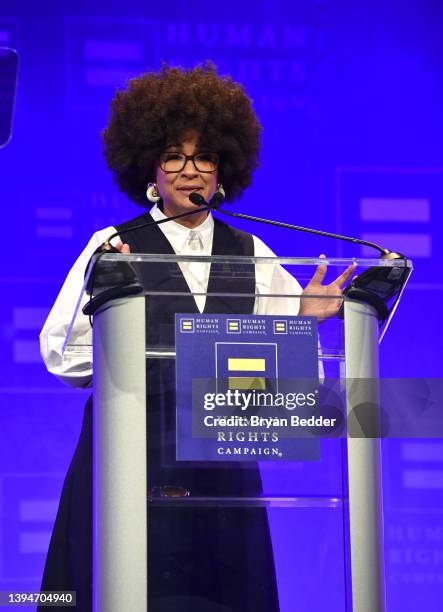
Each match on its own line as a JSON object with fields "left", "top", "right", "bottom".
{"left": 146, "top": 182, "right": 161, "bottom": 203}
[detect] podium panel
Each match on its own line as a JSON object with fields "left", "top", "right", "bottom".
{"left": 64, "top": 254, "right": 411, "bottom": 612}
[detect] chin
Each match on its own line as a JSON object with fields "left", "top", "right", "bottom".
{"left": 178, "top": 198, "right": 198, "bottom": 210}
{"left": 163, "top": 197, "right": 200, "bottom": 217}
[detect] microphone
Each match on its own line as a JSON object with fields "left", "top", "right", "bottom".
{"left": 189, "top": 191, "right": 223, "bottom": 210}
{"left": 189, "top": 192, "right": 402, "bottom": 259}
{"left": 189, "top": 192, "right": 411, "bottom": 322}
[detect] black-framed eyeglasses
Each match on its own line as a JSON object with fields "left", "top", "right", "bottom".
{"left": 159, "top": 152, "right": 219, "bottom": 173}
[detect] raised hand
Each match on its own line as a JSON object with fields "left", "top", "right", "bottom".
{"left": 299, "top": 254, "right": 356, "bottom": 320}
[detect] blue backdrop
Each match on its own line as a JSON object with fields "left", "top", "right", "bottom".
{"left": 1, "top": 1, "right": 442, "bottom": 610}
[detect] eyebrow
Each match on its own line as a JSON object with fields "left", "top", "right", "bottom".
{"left": 164, "top": 145, "right": 204, "bottom": 152}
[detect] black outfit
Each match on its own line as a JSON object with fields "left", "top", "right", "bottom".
{"left": 40, "top": 214, "right": 280, "bottom": 612}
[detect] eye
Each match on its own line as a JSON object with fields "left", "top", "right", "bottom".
{"left": 163, "top": 153, "right": 183, "bottom": 161}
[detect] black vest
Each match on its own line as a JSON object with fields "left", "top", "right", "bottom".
{"left": 115, "top": 212, "right": 260, "bottom": 493}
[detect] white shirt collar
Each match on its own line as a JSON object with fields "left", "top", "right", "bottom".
{"left": 149, "top": 203, "right": 214, "bottom": 254}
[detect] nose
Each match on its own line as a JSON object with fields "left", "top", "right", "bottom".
{"left": 181, "top": 158, "right": 198, "bottom": 176}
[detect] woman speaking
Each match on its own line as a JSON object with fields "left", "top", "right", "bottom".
{"left": 39, "top": 63, "right": 353, "bottom": 612}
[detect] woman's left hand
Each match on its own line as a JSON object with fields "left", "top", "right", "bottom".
{"left": 299, "top": 255, "right": 356, "bottom": 320}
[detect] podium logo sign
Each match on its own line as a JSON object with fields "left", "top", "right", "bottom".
{"left": 179, "top": 318, "right": 195, "bottom": 333}
{"left": 215, "top": 343, "right": 277, "bottom": 394}
{"left": 226, "top": 319, "right": 241, "bottom": 333}
{"left": 175, "top": 314, "right": 321, "bottom": 461}
{"left": 273, "top": 320, "right": 288, "bottom": 334}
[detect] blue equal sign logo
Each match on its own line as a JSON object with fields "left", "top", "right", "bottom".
{"left": 273, "top": 320, "right": 288, "bottom": 334}
{"left": 226, "top": 319, "right": 241, "bottom": 334}
{"left": 227, "top": 357, "right": 266, "bottom": 390}
{"left": 215, "top": 342, "right": 278, "bottom": 394}
{"left": 180, "top": 318, "right": 195, "bottom": 333}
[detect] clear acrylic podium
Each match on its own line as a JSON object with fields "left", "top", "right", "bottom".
{"left": 64, "top": 253, "right": 412, "bottom": 612}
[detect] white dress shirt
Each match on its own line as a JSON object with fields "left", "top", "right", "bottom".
{"left": 152, "top": 205, "right": 213, "bottom": 311}
{"left": 40, "top": 205, "right": 303, "bottom": 388}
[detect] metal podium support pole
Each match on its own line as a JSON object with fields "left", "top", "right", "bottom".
{"left": 344, "top": 299, "right": 386, "bottom": 612}
{"left": 93, "top": 295, "right": 147, "bottom": 612}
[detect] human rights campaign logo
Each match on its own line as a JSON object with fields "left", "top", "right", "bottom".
{"left": 175, "top": 313, "right": 320, "bottom": 462}
{"left": 226, "top": 319, "right": 241, "bottom": 334}
{"left": 180, "top": 318, "right": 195, "bottom": 333}
{"left": 273, "top": 320, "right": 288, "bottom": 334}
{"left": 215, "top": 342, "right": 278, "bottom": 394}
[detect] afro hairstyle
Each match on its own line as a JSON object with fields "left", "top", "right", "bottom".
{"left": 102, "top": 62, "right": 262, "bottom": 206}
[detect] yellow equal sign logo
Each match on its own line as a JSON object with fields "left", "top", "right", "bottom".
{"left": 227, "top": 357, "right": 266, "bottom": 390}
{"left": 227, "top": 319, "right": 241, "bottom": 333}
{"left": 180, "top": 319, "right": 194, "bottom": 333}
{"left": 273, "top": 320, "right": 287, "bottom": 334}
